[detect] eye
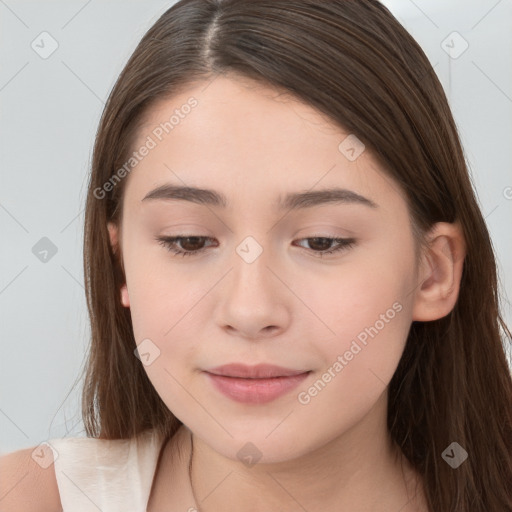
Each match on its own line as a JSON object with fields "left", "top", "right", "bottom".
{"left": 155, "top": 235, "right": 356, "bottom": 258}
{"left": 156, "top": 236, "right": 216, "bottom": 257}
{"left": 293, "top": 236, "right": 356, "bottom": 257}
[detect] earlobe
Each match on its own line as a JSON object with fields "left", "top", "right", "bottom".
{"left": 107, "top": 221, "right": 129, "bottom": 308}
{"left": 107, "top": 222, "right": 119, "bottom": 254}
{"left": 120, "top": 284, "right": 130, "bottom": 308}
{"left": 411, "top": 222, "right": 466, "bottom": 322}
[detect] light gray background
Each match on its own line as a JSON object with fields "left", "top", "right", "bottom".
{"left": 1, "top": 0, "right": 511, "bottom": 454}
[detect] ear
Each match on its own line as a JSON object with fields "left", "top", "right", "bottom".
{"left": 411, "top": 221, "right": 466, "bottom": 322}
{"left": 107, "top": 222, "right": 130, "bottom": 308}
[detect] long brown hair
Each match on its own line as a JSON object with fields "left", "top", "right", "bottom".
{"left": 80, "top": 1, "right": 512, "bottom": 510}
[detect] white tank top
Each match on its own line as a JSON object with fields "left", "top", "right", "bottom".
{"left": 47, "top": 429, "right": 166, "bottom": 511}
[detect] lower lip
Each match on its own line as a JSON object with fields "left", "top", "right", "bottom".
{"left": 204, "top": 371, "right": 311, "bottom": 404}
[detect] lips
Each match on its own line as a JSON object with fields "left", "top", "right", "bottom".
{"left": 204, "top": 363, "right": 311, "bottom": 404}
{"left": 206, "top": 363, "right": 308, "bottom": 378}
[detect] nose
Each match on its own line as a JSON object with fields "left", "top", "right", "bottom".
{"left": 214, "top": 240, "right": 290, "bottom": 341}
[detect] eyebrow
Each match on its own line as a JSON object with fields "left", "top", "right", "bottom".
{"left": 142, "top": 184, "right": 378, "bottom": 210}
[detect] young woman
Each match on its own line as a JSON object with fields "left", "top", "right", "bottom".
{"left": 2, "top": 1, "right": 511, "bottom": 511}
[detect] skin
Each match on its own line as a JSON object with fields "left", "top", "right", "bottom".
{"left": 108, "top": 74, "right": 466, "bottom": 512}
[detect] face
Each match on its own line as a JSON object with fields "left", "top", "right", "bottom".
{"left": 109, "top": 74, "right": 422, "bottom": 463}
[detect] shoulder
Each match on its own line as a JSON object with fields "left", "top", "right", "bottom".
{"left": 0, "top": 430, "right": 166, "bottom": 512}
{"left": 0, "top": 444, "right": 62, "bottom": 512}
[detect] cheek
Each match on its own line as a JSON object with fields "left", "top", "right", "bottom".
{"left": 299, "top": 247, "right": 414, "bottom": 393}
{"left": 126, "top": 265, "right": 205, "bottom": 419}
{"left": 123, "top": 244, "right": 209, "bottom": 392}
{"left": 122, "top": 232, "right": 208, "bottom": 341}
{"left": 291, "top": 274, "right": 412, "bottom": 443}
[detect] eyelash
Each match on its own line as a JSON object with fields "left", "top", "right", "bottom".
{"left": 155, "top": 235, "right": 356, "bottom": 258}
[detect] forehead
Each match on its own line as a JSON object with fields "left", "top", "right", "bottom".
{"left": 122, "top": 75, "right": 404, "bottom": 212}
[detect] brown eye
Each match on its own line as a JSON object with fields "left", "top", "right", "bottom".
{"left": 293, "top": 237, "right": 356, "bottom": 257}
{"left": 155, "top": 235, "right": 356, "bottom": 259}
{"left": 156, "top": 236, "right": 215, "bottom": 257}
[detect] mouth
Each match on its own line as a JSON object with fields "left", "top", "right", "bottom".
{"left": 206, "top": 363, "right": 310, "bottom": 378}
{"left": 203, "top": 364, "right": 311, "bottom": 404}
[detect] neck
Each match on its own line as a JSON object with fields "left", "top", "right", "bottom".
{"left": 188, "top": 391, "right": 426, "bottom": 512}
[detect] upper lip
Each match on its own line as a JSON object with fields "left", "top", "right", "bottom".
{"left": 206, "top": 363, "right": 310, "bottom": 379}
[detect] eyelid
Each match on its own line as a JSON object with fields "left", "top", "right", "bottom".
{"left": 155, "top": 234, "right": 356, "bottom": 259}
